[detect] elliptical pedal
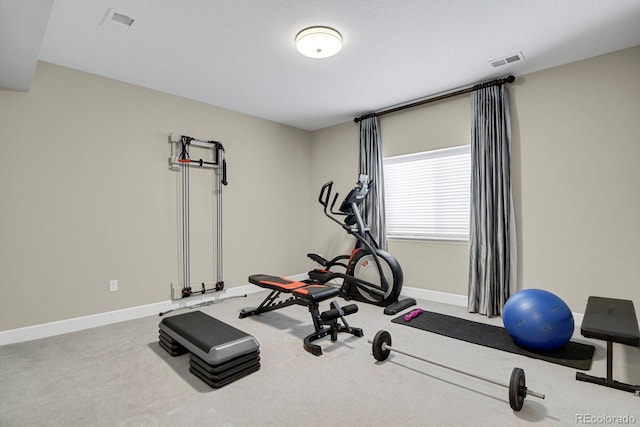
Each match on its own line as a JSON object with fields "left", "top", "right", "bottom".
{"left": 383, "top": 298, "right": 417, "bottom": 315}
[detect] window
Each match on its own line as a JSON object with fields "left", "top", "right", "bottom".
{"left": 384, "top": 145, "right": 471, "bottom": 241}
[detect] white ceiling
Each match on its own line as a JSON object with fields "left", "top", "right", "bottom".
{"left": 3, "top": 0, "right": 640, "bottom": 131}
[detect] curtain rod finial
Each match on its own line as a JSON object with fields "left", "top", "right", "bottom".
{"left": 355, "top": 113, "right": 376, "bottom": 123}
{"left": 506, "top": 75, "right": 516, "bottom": 84}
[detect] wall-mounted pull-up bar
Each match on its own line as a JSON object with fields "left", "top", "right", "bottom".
{"left": 354, "top": 75, "right": 515, "bottom": 123}
{"left": 168, "top": 133, "right": 227, "bottom": 299}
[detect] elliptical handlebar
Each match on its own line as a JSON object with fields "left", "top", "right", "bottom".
{"left": 318, "top": 181, "right": 333, "bottom": 208}
{"left": 311, "top": 177, "right": 399, "bottom": 307}
{"left": 318, "top": 178, "right": 372, "bottom": 217}
{"left": 316, "top": 178, "right": 376, "bottom": 244}
{"left": 330, "top": 193, "right": 341, "bottom": 215}
{"left": 318, "top": 180, "right": 348, "bottom": 219}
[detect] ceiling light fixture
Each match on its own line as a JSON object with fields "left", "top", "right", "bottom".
{"left": 295, "top": 26, "right": 342, "bottom": 59}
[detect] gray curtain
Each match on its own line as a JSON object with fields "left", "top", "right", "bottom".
{"left": 358, "top": 116, "right": 387, "bottom": 251}
{"left": 468, "top": 84, "right": 517, "bottom": 317}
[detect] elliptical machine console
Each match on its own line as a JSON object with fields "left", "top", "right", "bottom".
{"left": 308, "top": 176, "right": 408, "bottom": 308}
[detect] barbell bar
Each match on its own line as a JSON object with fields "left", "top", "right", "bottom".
{"left": 369, "top": 330, "right": 545, "bottom": 411}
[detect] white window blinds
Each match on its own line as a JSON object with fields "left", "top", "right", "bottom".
{"left": 384, "top": 145, "right": 471, "bottom": 241}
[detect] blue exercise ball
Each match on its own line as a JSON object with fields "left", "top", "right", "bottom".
{"left": 502, "top": 289, "right": 574, "bottom": 352}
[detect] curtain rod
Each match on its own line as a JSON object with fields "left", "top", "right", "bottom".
{"left": 354, "top": 75, "right": 515, "bottom": 123}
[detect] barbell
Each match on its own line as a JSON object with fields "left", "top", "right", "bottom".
{"left": 369, "top": 330, "right": 545, "bottom": 411}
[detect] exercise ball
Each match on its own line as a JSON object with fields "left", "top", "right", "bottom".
{"left": 502, "top": 289, "right": 574, "bottom": 352}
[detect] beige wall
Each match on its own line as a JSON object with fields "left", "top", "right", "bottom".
{"left": 310, "top": 46, "right": 640, "bottom": 315}
{"left": 0, "top": 62, "right": 311, "bottom": 331}
{"left": 382, "top": 96, "right": 471, "bottom": 297}
{"left": 511, "top": 46, "right": 640, "bottom": 312}
{"left": 307, "top": 122, "right": 360, "bottom": 263}
{"left": 2, "top": 46, "right": 638, "bottom": 332}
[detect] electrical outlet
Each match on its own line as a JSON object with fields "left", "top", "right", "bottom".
{"left": 171, "top": 282, "right": 182, "bottom": 300}
{"left": 110, "top": 280, "right": 118, "bottom": 292}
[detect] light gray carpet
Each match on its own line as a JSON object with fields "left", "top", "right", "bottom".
{"left": 1, "top": 292, "right": 638, "bottom": 426}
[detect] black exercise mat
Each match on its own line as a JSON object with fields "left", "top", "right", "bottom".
{"left": 392, "top": 310, "right": 595, "bottom": 370}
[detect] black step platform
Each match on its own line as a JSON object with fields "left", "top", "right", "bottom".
{"left": 159, "top": 310, "right": 260, "bottom": 387}
{"left": 159, "top": 330, "right": 188, "bottom": 356}
{"left": 189, "top": 351, "right": 261, "bottom": 388}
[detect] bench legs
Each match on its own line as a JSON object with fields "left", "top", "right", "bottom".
{"left": 576, "top": 340, "right": 640, "bottom": 396}
{"left": 239, "top": 289, "right": 298, "bottom": 318}
{"left": 304, "top": 300, "right": 364, "bottom": 356}
{"left": 240, "top": 290, "right": 363, "bottom": 356}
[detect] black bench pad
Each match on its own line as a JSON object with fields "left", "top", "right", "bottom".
{"left": 576, "top": 296, "right": 640, "bottom": 394}
{"left": 248, "top": 274, "right": 339, "bottom": 302}
{"left": 248, "top": 274, "right": 308, "bottom": 291}
{"left": 581, "top": 297, "right": 640, "bottom": 346}
{"left": 292, "top": 283, "right": 339, "bottom": 302}
{"left": 243, "top": 273, "right": 362, "bottom": 356}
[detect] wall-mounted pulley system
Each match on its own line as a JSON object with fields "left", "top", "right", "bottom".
{"left": 168, "top": 133, "right": 227, "bottom": 299}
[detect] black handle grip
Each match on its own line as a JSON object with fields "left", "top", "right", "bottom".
{"left": 330, "top": 193, "right": 340, "bottom": 213}
{"left": 318, "top": 181, "right": 333, "bottom": 207}
{"left": 222, "top": 159, "right": 228, "bottom": 185}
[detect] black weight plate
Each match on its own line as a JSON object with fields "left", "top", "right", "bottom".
{"left": 509, "top": 367, "right": 526, "bottom": 411}
{"left": 372, "top": 330, "right": 392, "bottom": 361}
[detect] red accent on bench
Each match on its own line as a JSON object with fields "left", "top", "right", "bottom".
{"left": 242, "top": 274, "right": 362, "bottom": 356}
{"left": 249, "top": 274, "right": 308, "bottom": 291}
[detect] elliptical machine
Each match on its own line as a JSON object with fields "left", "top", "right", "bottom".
{"left": 308, "top": 176, "right": 415, "bottom": 313}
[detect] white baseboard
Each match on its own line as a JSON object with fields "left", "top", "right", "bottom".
{"left": 401, "top": 286, "right": 587, "bottom": 326}
{"left": 0, "top": 284, "right": 259, "bottom": 346}
{"left": 401, "top": 286, "right": 468, "bottom": 307}
{"left": 0, "top": 277, "right": 591, "bottom": 346}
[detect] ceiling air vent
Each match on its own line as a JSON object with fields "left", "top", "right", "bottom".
{"left": 489, "top": 52, "right": 524, "bottom": 68}
{"left": 102, "top": 9, "right": 137, "bottom": 32}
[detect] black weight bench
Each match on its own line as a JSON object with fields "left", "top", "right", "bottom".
{"left": 159, "top": 311, "right": 260, "bottom": 388}
{"left": 576, "top": 296, "right": 640, "bottom": 395}
{"left": 240, "top": 274, "right": 363, "bottom": 356}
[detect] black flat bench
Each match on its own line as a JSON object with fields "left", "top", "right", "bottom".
{"left": 576, "top": 296, "right": 640, "bottom": 395}
{"left": 240, "top": 274, "right": 363, "bottom": 356}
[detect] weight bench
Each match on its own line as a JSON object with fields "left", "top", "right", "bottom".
{"left": 576, "top": 296, "right": 640, "bottom": 395}
{"left": 159, "top": 311, "right": 260, "bottom": 388}
{"left": 240, "top": 274, "right": 363, "bottom": 356}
